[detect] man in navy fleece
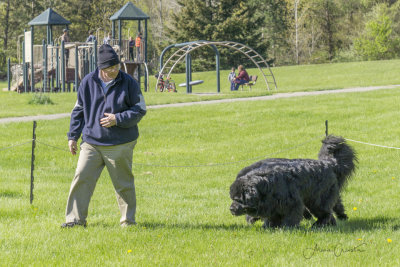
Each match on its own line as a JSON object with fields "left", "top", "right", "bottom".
{"left": 62, "top": 44, "right": 146, "bottom": 228}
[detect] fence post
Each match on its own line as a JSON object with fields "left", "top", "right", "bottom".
{"left": 30, "top": 121, "right": 37, "bottom": 204}
{"left": 325, "top": 120, "right": 328, "bottom": 136}
{"left": 75, "top": 45, "right": 79, "bottom": 92}
{"left": 24, "top": 64, "right": 29, "bottom": 93}
{"left": 56, "top": 44, "right": 60, "bottom": 90}
{"left": 43, "top": 39, "right": 47, "bottom": 92}
{"left": 61, "top": 40, "right": 65, "bottom": 92}
{"left": 94, "top": 39, "right": 98, "bottom": 70}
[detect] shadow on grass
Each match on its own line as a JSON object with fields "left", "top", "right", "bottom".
{"left": 87, "top": 216, "right": 400, "bottom": 232}
{"left": 336, "top": 216, "right": 400, "bottom": 232}
{"left": 139, "top": 216, "right": 400, "bottom": 232}
{"left": 140, "top": 221, "right": 253, "bottom": 231}
{"left": 0, "top": 190, "right": 23, "bottom": 198}
{"left": 88, "top": 220, "right": 251, "bottom": 230}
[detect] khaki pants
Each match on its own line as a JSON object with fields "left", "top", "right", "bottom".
{"left": 65, "top": 140, "right": 137, "bottom": 225}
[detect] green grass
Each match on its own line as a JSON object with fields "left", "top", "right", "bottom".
{"left": 1, "top": 88, "right": 400, "bottom": 265}
{"left": 1, "top": 59, "right": 400, "bottom": 118}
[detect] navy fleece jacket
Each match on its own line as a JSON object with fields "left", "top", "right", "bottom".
{"left": 67, "top": 68, "right": 146, "bottom": 146}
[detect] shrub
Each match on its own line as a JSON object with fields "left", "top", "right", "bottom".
{"left": 354, "top": 4, "right": 400, "bottom": 60}
{"left": 28, "top": 94, "right": 54, "bottom": 105}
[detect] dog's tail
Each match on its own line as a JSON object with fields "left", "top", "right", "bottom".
{"left": 318, "top": 135, "right": 358, "bottom": 190}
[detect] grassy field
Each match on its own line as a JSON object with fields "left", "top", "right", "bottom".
{"left": 1, "top": 59, "right": 400, "bottom": 118}
{"left": 1, "top": 86, "right": 400, "bottom": 265}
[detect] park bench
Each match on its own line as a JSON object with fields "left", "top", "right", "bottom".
{"left": 241, "top": 75, "right": 258, "bottom": 91}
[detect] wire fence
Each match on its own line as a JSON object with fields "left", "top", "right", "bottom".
{"left": 0, "top": 135, "right": 324, "bottom": 168}
{"left": 345, "top": 138, "right": 400, "bottom": 150}
{"left": 4, "top": 122, "right": 400, "bottom": 205}
{"left": 0, "top": 140, "right": 33, "bottom": 152}
{"left": 3, "top": 135, "right": 400, "bottom": 168}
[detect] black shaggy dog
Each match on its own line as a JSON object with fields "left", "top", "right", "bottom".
{"left": 229, "top": 135, "right": 357, "bottom": 228}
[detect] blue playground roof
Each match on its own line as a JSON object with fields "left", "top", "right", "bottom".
{"left": 28, "top": 8, "right": 71, "bottom": 26}
{"left": 110, "top": 1, "right": 149, "bottom": 21}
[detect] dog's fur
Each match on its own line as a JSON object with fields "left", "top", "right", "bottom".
{"left": 229, "top": 135, "right": 357, "bottom": 228}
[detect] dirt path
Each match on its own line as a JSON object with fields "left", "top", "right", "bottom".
{"left": 1, "top": 84, "right": 399, "bottom": 124}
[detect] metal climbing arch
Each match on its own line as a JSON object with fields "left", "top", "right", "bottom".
{"left": 156, "top": 41, "right": 277, "bottom": 92}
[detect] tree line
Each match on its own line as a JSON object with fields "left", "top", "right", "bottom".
{"left": 0, "top": 0, "right": 399, "bottom": 76}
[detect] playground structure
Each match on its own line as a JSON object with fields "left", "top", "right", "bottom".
{"left": 8, "top": 2, "right": 149, "bottom": 93}
{"left": 157, "top": 41, "right": 278, "bottom": 93}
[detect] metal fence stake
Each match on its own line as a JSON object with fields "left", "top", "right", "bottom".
{"left": 30, "top": 121, "right": 37, "bottom": 204}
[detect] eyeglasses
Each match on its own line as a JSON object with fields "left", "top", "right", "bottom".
{"left": 102, "top": 64, "right": 120, "bottom": 73}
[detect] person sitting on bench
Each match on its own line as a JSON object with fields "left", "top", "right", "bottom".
{"left": 233, "top": 65, "right": 249, "bottom": 90}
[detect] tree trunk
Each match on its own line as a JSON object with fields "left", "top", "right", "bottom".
{"left": 159, "top": 0, "right": 163, "bottom": 44}
{"left": 3, "top": 0, "right": 10, "bottom": 51}
{"left": 324, "top": 0, "right": 334, "bottom": 61}
{"left": 294, "top": 0, "right": 300, "bottom": 64}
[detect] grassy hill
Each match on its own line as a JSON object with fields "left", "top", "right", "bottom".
{"left": 1, "top": 83, "right": 400, "bottom": 265}
{"left": 1, "top": 59, "right": 400, "bottom": 118}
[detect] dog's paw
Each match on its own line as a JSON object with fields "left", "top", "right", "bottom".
{"left": 303, "top": 209, "right": 313, "bottom": 220}
{"left": 262, "top": 220, "right": 271, "bottom": 229}
{"left": 246, "top": 215, "right": 260, "bottom": 224}
{"left": 336, "top": 213, "right": 348, "bottom": 221}
{"left": 312, "top": 215, "right": 336, "bottom": 228}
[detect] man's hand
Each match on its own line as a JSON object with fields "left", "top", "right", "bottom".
{"left": 100, "top": 113, "right": 116, "bottom": 128}
{"left": 68, "top": 140, "right": 77, "bottom": 155}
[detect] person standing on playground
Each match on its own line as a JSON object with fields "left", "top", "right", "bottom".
{"left": 86, "top": 30, "right": 96, "bottom": 42}
{"left": 128, "top": 36, "right": 134, "bottom": 61}
{"left": 228, "top": 67, "right": 236, "bottom": 91}
{"left": 233, "top": 65, "right": 250, "bottom": 90}
{"left": 103, "top": 32, "right": 112, "bottom": 45}
{"left": 135, "top": 32, "right": 142, "bottom": 61}
{"left": 62, "top": 44, "right": 147, "bottom": 228}
{"left": 60, "top": 29, "right": 70, "bottom": 66}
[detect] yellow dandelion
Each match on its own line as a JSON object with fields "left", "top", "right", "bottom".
{"left": 372, "top": 170, "right": 377, "bottom": 173}
{"left": 357, "top": 238, "right": 362, "bottom": 241}
{"left": 127, "top": 249, "right": 132, "bottom": 253}
{"left": 392, "top": 177, "right": 395, "bottom": 180}
{"left": 387, "top": 239, "right": 392, "bottom": 243}
{"left": 353, "top": 207, "right": 357, "bottom": 211}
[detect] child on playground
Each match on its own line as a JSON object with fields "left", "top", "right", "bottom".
{"left": 60, "top": 29, "right": 70, "bottom": 66}
{"left": 103, "top": 32, "right": 111, "bottom": 45}
{"left": 135, "top": 32, "right": 142, "bottom": 61}
{"left": 86, "top": 30, "right": 96, "bottom": 43}
{"left": 129, "top": 37, "right": 134, "bottom": 61}
{"left": 228, "top": 67, "right": 236, "bottom": 91}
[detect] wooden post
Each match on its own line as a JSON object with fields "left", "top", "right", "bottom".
{"left": 30, "top": 121, "right": 37, "bottom": 204}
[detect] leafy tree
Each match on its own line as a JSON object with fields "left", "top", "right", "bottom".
{"left": 1, "top": 0, "right": 400, "bottom": 77}
{"left": 306, "top": 0, "right": 343, "bottom": 62}
{"left": 261, "top": 0, "right": 291, "bottom": 65}
{"left": 168, "top": 0, "right": 268, "bottom": 71}
{"left": 354, "top": 4, "right": 400, "bottom": 60}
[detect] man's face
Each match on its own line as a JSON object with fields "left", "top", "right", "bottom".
{"left": 101, "top": 64, "right": 120, "bottom": 80}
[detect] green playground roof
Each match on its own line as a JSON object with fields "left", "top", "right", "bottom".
{"left": 110, "top": 1, "right": 149, "bottom": 21}
{"left": 28, "top": 8, "right": 71, "bottom": 26}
